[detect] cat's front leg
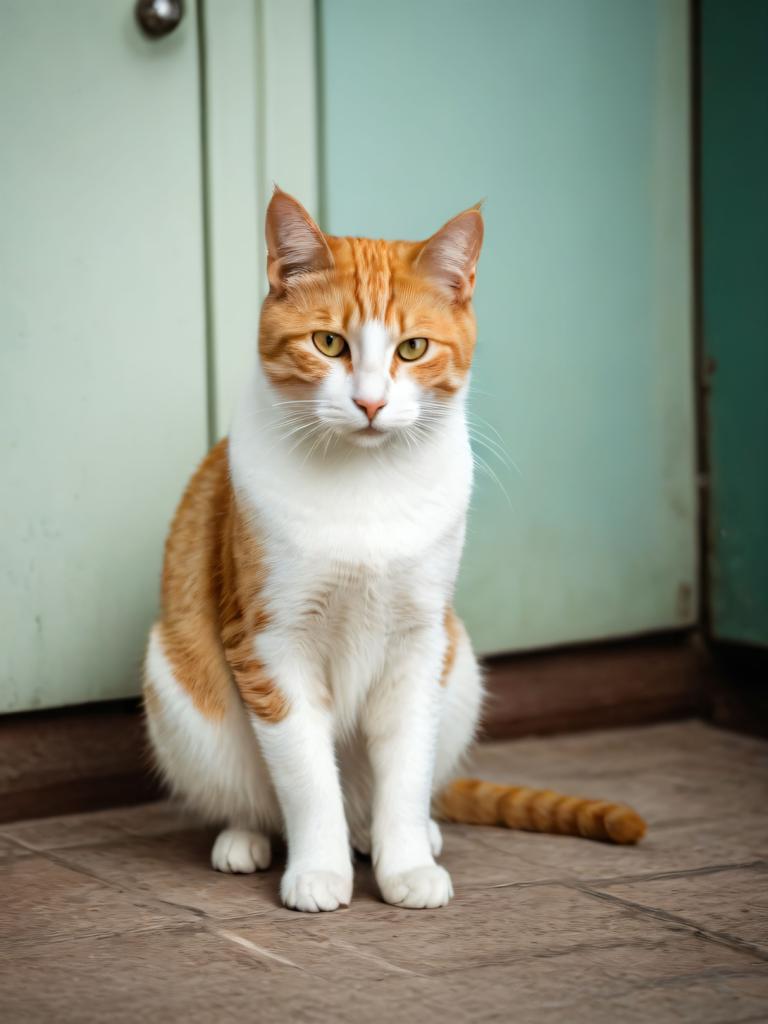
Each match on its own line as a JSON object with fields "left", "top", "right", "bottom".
{"left": 365, "top": 628, "right": 452, "bottom": 909}
{"left": 247, "top": 655, "right": 352, "bottom": 913}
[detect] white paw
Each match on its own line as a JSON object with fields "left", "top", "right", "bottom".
{"left": 379, "top": 864, "right": 454, "bottom": 909}
{"left": 211, "top": 828, "right": 271, "bottom": 873}
{"left": 280, "top": 869, "right": 352, "bottom": 913}
{"left": 428, "top": 819, "right": 443, "bottom": 857}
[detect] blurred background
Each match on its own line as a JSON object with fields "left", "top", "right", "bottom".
{"left": 1, "top": 0, "right": 766, "bottom": 815}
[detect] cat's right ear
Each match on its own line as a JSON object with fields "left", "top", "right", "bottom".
{"left": 415, "top": 204, "right": 484, "bottom": 303}
{"left": 265, "top": 187, "right": 333, "bottom": 296}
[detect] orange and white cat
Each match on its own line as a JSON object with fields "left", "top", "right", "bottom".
{"left": 144, "top": 189, "right": 644, "bottom": 913}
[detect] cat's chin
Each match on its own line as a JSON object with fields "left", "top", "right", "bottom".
{"left": 346, "top": 427, "right": 391, "bottom": 449}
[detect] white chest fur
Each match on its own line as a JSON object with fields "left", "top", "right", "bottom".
{"left": 228, "top": 370, "right": 473, "bottom": 724}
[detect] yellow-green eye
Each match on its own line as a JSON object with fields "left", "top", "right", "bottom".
{"left": 312, "top": 331, "right": 347, "bottom": 357}
{"left": 397, "top": 337, "right": 429, "bottom": 361}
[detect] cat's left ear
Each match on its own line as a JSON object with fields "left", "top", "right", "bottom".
{"left": 415, "top": 204, "right": 484, "bottom": 303}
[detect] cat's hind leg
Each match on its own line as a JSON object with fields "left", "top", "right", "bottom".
{"left": 143, "top": 624, "right": 280, "bottom": 873}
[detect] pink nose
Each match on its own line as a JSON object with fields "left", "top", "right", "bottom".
{"left": 354, "top": 398, "right": 387, "bottom": 423}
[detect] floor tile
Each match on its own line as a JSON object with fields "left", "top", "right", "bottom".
{"left": 0, "top": 854, "right": 194, "bottom": 949}
{"left": 50, "top": 830, "right": 283, "bottom": 920}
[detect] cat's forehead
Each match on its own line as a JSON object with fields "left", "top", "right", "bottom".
{"left": 326, "top": 234, "right": 413, "bottom": 276}
{"left": 314, "top": 234, "right": 447, "bottom": 331}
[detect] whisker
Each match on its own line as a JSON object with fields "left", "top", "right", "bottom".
{"left": 302, "top": 425, "right": 331, "bottom": 466}
{"left": 472, "top": 451, "right": 513, "bottom": 507}
{"left": 467, "top": 430, "right": 512, "bottom": 467}
{"left": 275, "top": 419, "right": 318, "bottom": 444}
{"left": 467, "top": 410, "right": 508, "bottom": 447}
{"left": 270, "top": 400, "right": 319, "bottom": 407}
{"left": 286, "top": 422, "right": 325, "bottom": 457}
{"left": 321, "top": 428, "right": 336, "bottom": 460}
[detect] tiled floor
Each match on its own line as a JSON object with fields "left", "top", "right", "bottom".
{"left": 1, "top": 721, "right": 767, "bottom": 1023}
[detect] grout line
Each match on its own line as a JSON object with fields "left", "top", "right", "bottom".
{"left": 1, "top": 824, "right": 198, "bottom": 857}
{"left": 477, "top": 877, "right": 577, "bottom": 891}
{"left": 0, "top": 833, "right": 35, "bottom": 855}
{"left": 573, "top": 884, "right": 768, "bottom": 963}
{"left": 583, "top": 859, "right": 768, "bottom": 889}
{"left": 0, "top": 917, "right": 202, "bottom": 958}
{"left": 23, "top": 846, "right": 211, "bottom": 925}
{"left": 460, "top": 857, "right": 768, "bottom": 896}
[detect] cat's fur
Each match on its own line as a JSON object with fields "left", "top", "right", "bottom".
{"left": 144, "top": 189, "right": 644, "bottom": 913}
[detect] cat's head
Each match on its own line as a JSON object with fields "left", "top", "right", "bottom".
{"left": 259, "top": 188, "right": 483, "bottom": 449}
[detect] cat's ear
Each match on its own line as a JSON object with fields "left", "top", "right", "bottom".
{"left": 265, "top": 187, "right": 333, "bottom": 295}
{"left": 415, "top": 204, "right": 484, "bottom": 302}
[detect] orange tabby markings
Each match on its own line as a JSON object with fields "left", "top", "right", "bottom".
{"left": 440, "top": 607, "right": 460, "bottom": 686}
{"left": 436, "top": 778, "right": 646, "bottom": 845}
{"left": 258, "top": 221, "right": 477, "bottom": 397}
{"left": 150, "top": 439, "right": 288, "bottom": 725}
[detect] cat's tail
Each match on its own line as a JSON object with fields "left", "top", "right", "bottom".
{"left": 435, "top": 778, "right": 646, "bottom": 845}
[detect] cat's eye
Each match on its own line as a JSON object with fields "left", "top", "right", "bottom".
{"left": 312, "top": 331, "right": 347, "bottom": 358}
{"left": 397, "top": 338, "right": 429, "bottom": 362}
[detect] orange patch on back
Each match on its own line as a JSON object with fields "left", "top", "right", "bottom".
{"left": 158, "top": 439, "right": 288, "bottom": 725}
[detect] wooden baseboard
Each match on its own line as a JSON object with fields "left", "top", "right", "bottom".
{"left": 702, "top": 641, "right": 768, "bottom": 739}
{"left": 481, "top": 632, "right": 704, "bottom": 739}
{"left": 0, "top": 700, "right": 159, "bottom": 825}
{"left": 0, "top": 632, "right": 705, "bottom": 823}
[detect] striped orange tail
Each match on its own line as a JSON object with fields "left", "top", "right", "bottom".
{"left": 436, "top": 778, "right": 646, "bottom": 845}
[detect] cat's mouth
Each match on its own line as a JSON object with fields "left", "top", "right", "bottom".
{"left": 348, "top": 423, "right": 390, "bottom": 448}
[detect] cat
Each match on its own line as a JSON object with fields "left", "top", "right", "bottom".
{"left": 143, "top": 188, "right": 645, "bottom": 913}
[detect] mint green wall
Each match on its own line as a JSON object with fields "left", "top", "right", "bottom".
{"left": 701, "top": 0, "right": 768, "bottom": 648}
{"left": 318, "top": 0, "right": 696, "bottom": 654}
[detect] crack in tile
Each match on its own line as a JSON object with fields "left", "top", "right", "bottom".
{"left": 213, "top": 928, "right": 305, "bottom": 971}
{"left": 328, "top": 936, "right": 418, "bottom": 976}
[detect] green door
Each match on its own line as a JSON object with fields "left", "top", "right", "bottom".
{"left": 318, "top": 0, "right": 697, "bottom": 654}
{"left": 701, "top": 0, "right": 768, "bottom": 648}
{"left": 0, "top": 2, "right": 208, "bottom": 711}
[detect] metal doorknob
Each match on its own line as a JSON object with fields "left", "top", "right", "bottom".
{"left": 135, "top": 0, "right": 184, "bottom": 37}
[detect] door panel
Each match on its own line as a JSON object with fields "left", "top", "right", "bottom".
{"left": 318, "top": 0, "right": 696, "bottom": 654}
{"left": 0, "top": 2, "right": 208, "bottom": 711}
{"left": 701, "top": 0, "right": 768, "bottom": 648}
